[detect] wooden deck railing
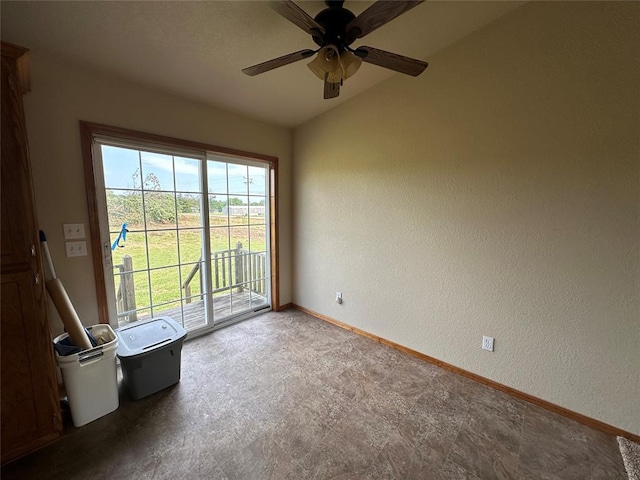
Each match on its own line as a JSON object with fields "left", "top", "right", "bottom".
{"left": 114, "top": 243, "right": 267, "bottom": 318}
{"left": 115, "top": 255, "right": 137, "bottom": 321}
{"left": 191, "top": 242, "right": 268, "bottom": 301}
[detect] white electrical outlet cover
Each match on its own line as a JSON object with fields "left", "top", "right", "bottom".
{"left": 66, "top": 241, "right": 87, "bottom": 257}
{"left": 63, "top": 223, "right": 85, "bottom": 240}
{"left": 482, "top": 336, "right": 494, "bottom": 352}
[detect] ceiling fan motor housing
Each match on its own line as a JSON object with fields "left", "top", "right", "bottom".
{"left": 313, "top": 5, "right": 357, "bottom": 51}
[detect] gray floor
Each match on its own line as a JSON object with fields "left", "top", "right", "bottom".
{"left": 3, "top": 309, "right": 628, "bottom": 479}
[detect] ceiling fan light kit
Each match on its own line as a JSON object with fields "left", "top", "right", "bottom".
{"left": 242, "top": 0, "right": 429, "bottom": 99}
{"left": 307, "top": 46, "right": 362, "bottom": 84}
{"left": 308, "top": 45, "right": 340, "bottom": 81}
{"left": 339, "top": 51, "right": 362, "bottom": 79}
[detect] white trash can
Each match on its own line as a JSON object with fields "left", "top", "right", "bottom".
{"left": 53, "top": 324, "right": 119, "bottom": 427}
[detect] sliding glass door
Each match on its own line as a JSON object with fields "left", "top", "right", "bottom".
{"left": 207, "top": 158, "right": 270, "bottom": 322}
{"left": 92, "top": 136, "right": 272, "bottom": 334}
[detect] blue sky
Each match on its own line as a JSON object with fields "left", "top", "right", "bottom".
{"left": 101, "top": 145, "right": 266, "bottom": 196}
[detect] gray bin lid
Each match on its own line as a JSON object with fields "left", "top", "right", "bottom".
{"left": 116, "top": 316, "right": 187, "bottom": 358}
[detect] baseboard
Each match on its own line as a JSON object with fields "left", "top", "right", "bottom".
{"left": 292, "top": 304, "right": 640, "bottom": 443}
{"left": 275, "top": 302, "right": 293, "bottom": 311}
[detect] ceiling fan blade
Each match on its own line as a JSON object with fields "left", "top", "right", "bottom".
{"left": 324, "top": 75, "right": 340, "bottom": 99}
{"left": 346, "top": 1, "right": 423, "bottom": 40}
{"left": 355, "top": 46, "right": 428, "bottom": 76}
{"left": 242, "top": 49, "right": 315, "bottom": 76}
{"left": 270, "top": 1, "right": 325, "bottom": 35}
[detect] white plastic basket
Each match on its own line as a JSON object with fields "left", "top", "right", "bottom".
{"left": 54, "top": 324, "right": 119, "bottom": 427}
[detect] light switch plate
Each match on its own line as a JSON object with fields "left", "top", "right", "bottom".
{"left": 63, "top": 223, "right": 85, "bottom": 239}
{"left": 66, "top": 241, "right": 87, "bottom": 257}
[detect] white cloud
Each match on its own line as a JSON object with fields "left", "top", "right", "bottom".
{"left": 174, "top": 158, "right": 200, "bottom": 176}
{"left": 141, "top": 153, "right": 199, "bottom": 176}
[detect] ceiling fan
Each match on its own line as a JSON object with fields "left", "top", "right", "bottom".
{"left": 242, "top": 0, "right": 429, "bottom": 99}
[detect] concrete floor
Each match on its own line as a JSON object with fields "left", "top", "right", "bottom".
{"left": 2, "top": 309, "right": 628, "bottom": 479}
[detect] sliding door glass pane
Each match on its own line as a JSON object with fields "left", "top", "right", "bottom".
{"left": 206, "top": 156, "right": 270, "bottom": 322}
{"left": 102, "top": 144, "right": 207, "bottom": 330}
{"left": 101, "top": 142, "right": 271, "bottom": 331}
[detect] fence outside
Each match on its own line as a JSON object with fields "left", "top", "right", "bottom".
{"left": 114, "top": 242, "right": 267, "bottom": 320}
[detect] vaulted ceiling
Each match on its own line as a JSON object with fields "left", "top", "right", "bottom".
{"left": 1, "top": 1, "right": 523, "bottom": 127}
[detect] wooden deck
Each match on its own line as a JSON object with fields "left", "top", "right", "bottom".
{"left": 128, "top": 290, "right": 269, "bottom": 331}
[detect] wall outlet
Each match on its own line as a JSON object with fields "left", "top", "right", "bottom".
{"left": 63, "top": 223, "right": 85, "bottom": 239}
{"left": 482, "top": 336, "right": 494, "bottom": 352}
{"left": 335, "top": 292, "right": 343, "bottom": 304}
{"left": 66, "top": 241, "right": 87, "bottom": 257}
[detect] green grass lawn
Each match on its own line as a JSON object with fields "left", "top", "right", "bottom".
{"left": 111, "top": 213, "right": 267, "bottom": 317}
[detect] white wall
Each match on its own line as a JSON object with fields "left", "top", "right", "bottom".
{"left": 22, "top": 51, "right": 292, "bottom": 333}
{"left": 292, "top": 2, "right": 639, "bottom": 434}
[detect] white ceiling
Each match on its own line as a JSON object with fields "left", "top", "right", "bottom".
{"left": 1, "top": 1, "right": 523, "bottom": 128}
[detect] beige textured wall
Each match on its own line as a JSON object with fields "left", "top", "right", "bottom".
{"left": 292, "top": 2, "right": 639, "bottom": 434}
{"left": 22, "top": 51, "right": 292, "bottom": 333}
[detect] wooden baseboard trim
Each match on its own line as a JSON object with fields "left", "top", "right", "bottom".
{"left": 1, "top": 430, "right": 61, "bottom": 466}
{"left": 292, "top": 304, "right": 640, "bottom": 443}
{"left": 275, "top": 302, "right": 293, "bottom": 312}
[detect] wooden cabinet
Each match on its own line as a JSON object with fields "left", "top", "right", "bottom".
{"left": 1, "top": 42, "right": 62, "bottom": 464}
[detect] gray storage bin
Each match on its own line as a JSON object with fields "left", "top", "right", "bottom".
{"left": 116, "top": 316, "right": 187, "bottom": 400}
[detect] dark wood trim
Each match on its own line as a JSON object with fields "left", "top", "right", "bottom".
{"left": 78, "top": 121, "right": 278, "bottom": 163}
{"left": 79, "top": 121, "right": 280, "bottom": 325}
{"left": 292, "top": 304, "right": 640, "bottom": 443}
{"left": 2, "top": 431, "right": 61, "bottom": 466}
{"left": 0, "top": 42, "right": 30, "bottom": 94}
{"left": 0, "top": 42, "right": 28, "bottom": 58}
{"left": 79, "top": 122, "right": 110, "bottom": 324}
{"left": 1, "top": 41, "right": 61, "bottom": 465}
